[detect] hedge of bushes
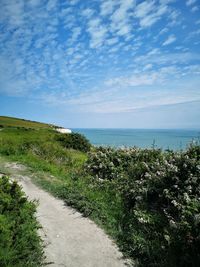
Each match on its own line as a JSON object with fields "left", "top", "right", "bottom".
{"left": 85, "top": 145, "right": 200, "bottom": 267}
{"left": 0, "top": 176, "right": 44, "bottom": 267}
{"left": 56, "top": 132, "right": 91, "bottom": 152}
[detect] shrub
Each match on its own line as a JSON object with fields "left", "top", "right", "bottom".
{"left": 56, "top": 132, "right": 91, "bottom": 152}
{"left": 85, "top": 147, "right": 124, "bottom": 180}
{"left": 0, "top": 176, "right": 44, "bottom": 267}
{"left": 85, "top": 146, "right": 162, "bottom": 181}
{"left": 85, "top": 145, "right": 200, "bottom": 267}
{"left": 118, "top": 147, "right": 200, "bottom": 266}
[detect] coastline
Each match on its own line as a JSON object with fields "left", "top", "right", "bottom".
{"left": 73, "top": 128, "right": 200, "bottom": 150}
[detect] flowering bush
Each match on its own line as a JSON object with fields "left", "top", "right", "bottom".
{"left": 85, "top": 145, "right": 200, "bottom": 267}
{"left": 86, "top": 147, "right": 124, "bottom": 180}
{"left": 85, "top": 146, "right": 144, "bottom": 180}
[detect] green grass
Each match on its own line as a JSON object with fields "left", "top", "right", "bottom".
{"left": 0, "top": 175, "right": 44, "bottom": 267}
{"left": 0, "top": 116, "right": 55, "bottom": 129}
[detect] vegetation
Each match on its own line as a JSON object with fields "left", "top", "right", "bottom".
{"left": 0, "top": 127, "right": 87, "bottom": 174}
{"left": 0, "top": 116, "right": 54, "bottom": 129}
{"left": 86, "top": 146, "right": 200, "bottom": 266}
{"left": 56, "top": 132, "right": 91, "bottom": 152}
{"left": 0, "top": 175, "right": 44, "bottom": 267}
{"left": 0, "top": 117, "right": 199, "bottom": 267}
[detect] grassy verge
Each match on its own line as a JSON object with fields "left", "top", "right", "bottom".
{"left": 0, "top": 175, "right": 44, "bottom": 267}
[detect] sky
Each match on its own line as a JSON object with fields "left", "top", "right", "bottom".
{"left": 0, "top": 0, "right": 200, "bottom": 129}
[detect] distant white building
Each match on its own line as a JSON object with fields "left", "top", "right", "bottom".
{"left": 56, "top": 128, "right": 72, "bottom": 134}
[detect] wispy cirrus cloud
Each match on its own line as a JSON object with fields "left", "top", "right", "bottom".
{"left": 186, "top": 0, "right": 199, "bottom": 12}
{"left": 134, "top": 0, "right": 170, "bottom": 27}
{"left": 191, "top": 6, "right": 199, "bottom": 12}
{"left": 186, "top": 0, "right": 197, "bottom": 6}
{"left": 162, "top": 34, "right": 176, "bottom": 45}
{"left": 105, "top": 73, "right": 161, "bottom": 87}
{"left": 38, "top": 78, "right": 200, "bottom": 114}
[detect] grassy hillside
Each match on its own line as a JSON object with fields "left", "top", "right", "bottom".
{"left": 0, "top": 116, "right": 55, "bottom": 129}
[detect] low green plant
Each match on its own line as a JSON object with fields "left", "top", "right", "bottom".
{"left": 0, "top": 175, "right": 44, "bottom": 267}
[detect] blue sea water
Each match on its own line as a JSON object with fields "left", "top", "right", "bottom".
{"left": 73, "top": 129, "right": 200, "bottom": 150}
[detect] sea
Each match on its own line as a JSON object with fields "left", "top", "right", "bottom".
{"left": 73, "top": 129, "right": 200, "bottom": 150}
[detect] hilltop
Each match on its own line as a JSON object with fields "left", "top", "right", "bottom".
{"left": 0, "top": 116, "right": 56, "bottom": 129}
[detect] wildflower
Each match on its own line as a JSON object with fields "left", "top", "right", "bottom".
{"left": 144, "top": 172, "right": 151, "bottom": 178}
{"left": 183, "top": 192, "right": 190, "bottom": 203}
{"left": 171, "top": 200, "right": 178, "bottom": 207}
{"left": 169, "top": 219, "right": 177, "bottom": 228}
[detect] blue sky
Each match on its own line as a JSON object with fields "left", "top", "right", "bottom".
{"left": 0, "top": 0, "right": 200, "bottom": 128}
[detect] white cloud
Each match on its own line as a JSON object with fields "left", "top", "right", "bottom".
{"left": 134, "top": 52, "right": 200, "bottom": 66}
{"left": 87, "top": 18, "right": 107, "bottom": 48}
{"left": 28, "top": 0, "right": 40, "bottom": 7}
{"left": 159, "top": 27, "right": 169, "bottom": 35}
{"left": 135, "top": 1, "right": 155, "bottom": 18}
{"left": 106, "top": 37, "right": 119, "bottom": 45}
{"left": 117, "top": 24, "right": 131, "bottom": 36}
{"left": 69, "top": 0, "right": 79, "bottom": 5}
{"left": 69, "top": 26, "right": 82, "bottom": 44}
{"left": 105, "top": 73, "right": 161, "bottom": 87}
{"left": 109, "top": 46, "right": 120, "bottom": 53}
{"left": 46, "top": 0, "right": 57, "bottom": 11}
{"left": 81, "top": 8, "right": 94, "bottom": 18}
{"left": 1, "top": 0, "right": 200, "bottom": 118}
{"left": 3, "top": 1, "right": 25, "bottom": 27}
{"left": 148, "top": 48, "right": 161, "bottom": 55}
{"left": 183, "top": 65, "right": 200, "bottom": 74}
{"left": 100, "top": 0, "right": 117, "bottom": 16}
{"left": 159, "top": 0, "right": 175, "bottom": 3}
{"left": 139, "top": 14, "right": 159, "bottom": 27}
{"left": 168, "top": 9, "right": 181, "bottom": 26}
{"left": 39, "top": 79, "right": 200, "bottom": 114}
{"left": 110, "top": 0, "right": 135, "bottom": 37}
{"left": 162, "top": 34, "right": 176, "bottom": 45}
{"left": 143, "top": 64, "right": 153, "bottom": 70}
{"left": 135, "top": 0, "right": 169, "bottom": 27}
{"left": 186, "top": 0, "right": 197, "bottom": 6}
{"left": 191, "top": 6, "right": 199, "bottom": 12}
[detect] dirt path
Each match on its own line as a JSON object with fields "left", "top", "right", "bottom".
{"left": 0, "top": 161, "right": 130, "bottom": 267}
